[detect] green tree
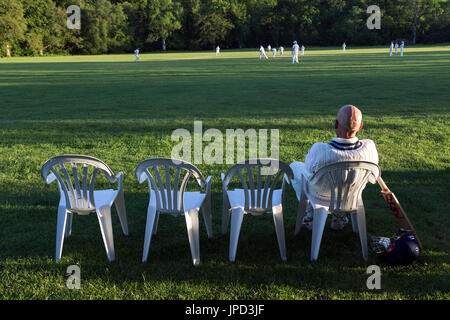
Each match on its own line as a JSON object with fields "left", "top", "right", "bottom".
{"left": 412, "top": 0, "right": 445, "bottom": 43}
{"left": 120, "top": 0, "right": 148, "bottom": 50}
{"left": 226, "top": 0, "right": 249, "bottom": 48}
{"left": 21, "top": 0, "right": 68, "bottom": 55}
{"left": 0, "top": 0, "right": 27, "bottom": 56}
{"left": 81, "top": 0, "right": 129, "bottom": 54}
{"left": 146, "top": 0, "right": 183, "bottom": 50}
{"left": 196, "top": 12, "right": 234, "bottom": 48}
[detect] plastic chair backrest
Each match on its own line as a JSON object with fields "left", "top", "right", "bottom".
{"left": 41, "top": 155, "right": 116, "bottom": 212}
{"left": 222, "top": 159, "right": 294, "bottom": 214}
{"left": 309, "top": 161, "right": 380, "bottom": 212}
{"left": 135, "top": 158, "right": 206, "bottom": 215}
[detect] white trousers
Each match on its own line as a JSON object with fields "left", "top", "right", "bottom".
{"left": 260, "top": 52, "right": 268, "bottom": 59}
{"left": 292, "top": 53, "right": 299, "bottom": 63}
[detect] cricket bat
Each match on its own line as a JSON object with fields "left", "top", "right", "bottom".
{"left": 377, "top": 176, "right": 423, "bottom": 250}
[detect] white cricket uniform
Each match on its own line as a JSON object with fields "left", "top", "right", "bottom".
{"left": 216, "top": 46, "right": 220, "bottom": 55}
{"left": 395, "top": 43, "right": 399, "bottom": 54}
{"left": 342, "top": 43, "right": 346, "bottom": 52}
{"left": 280, "top": 47, "right": 284, "bottom": 55}
{"left": 272, "top": 48, "right": 276, "bottom": 57}
{"left": 290, "top": 137, "right": 379, "bottom": 205}
{"left": 389, "top": 43, "right": 394, "bottom": 56}
{"left": 259, "top": 46, "right": 268, "bottom": 59}
{"left": 134, "top": 49, "right": 139, "bottom": 61}
{"left": 268, "top": 45, "right": 271, "bottom": 51}
{"left": 400, "top": 43, "right": 404, "bottom": 56}
{"left": 292, "top": 44, "right": 299, "bottom": 63}
{"left": 301, "top": 46, "right": 305, "bottom": 56}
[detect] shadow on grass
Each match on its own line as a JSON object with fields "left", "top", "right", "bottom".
{"left": 0, "top": 118, "right": 433, "bottom": 152}
{"left": 0, "top": 167, "right": 448, "bottom": 298}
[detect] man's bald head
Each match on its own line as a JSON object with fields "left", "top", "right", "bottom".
{"left": 334, "top": 105, "right": 363, "bottom": 138}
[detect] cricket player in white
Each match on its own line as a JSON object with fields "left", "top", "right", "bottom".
{"left": 389, "top": 41, "right": 394, "bottom": 56}
{"left": 259, "top": 45, "right": 268, "bottom": 59}
{"left": 301, "top": 45, "right": 305, "bottom": 56}
{"left": 342, "top": 42, "right": 346, "bottom": 52}
{"left": 292, "top": 41, "right": 299, "bottom": 64}
{"left": 216, "top": 46, "right": 220, "bottom": 55}
{"left": 272, "top": 47, "right": 277, "bottom": 57}
{"left": 134, "top": 48, "right": 139, "bottom": 61}
{"left": 290, "top": 105, "right": 379, "bottom": 230}
{"left": 400, "top": 41, "right": 404, "bottom": 56}
{"left": 395, "top": 42, "right": 399, "bottom": 54}
{"left": 267, "top": 44, "right": 271, "bottom": 51}
{"left": 280, "top": 46, "right": 284, "bottom": 55}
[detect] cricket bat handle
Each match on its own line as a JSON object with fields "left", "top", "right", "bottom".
{"left": 377, "top": 176, "right": 389, "bottom": 191}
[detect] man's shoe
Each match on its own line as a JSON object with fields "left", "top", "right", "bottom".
{"left": 302, "top": 216, "right": 313, "bottom": 231}
{"left": 330, "top": 214, "right": 349, "bottom": 231}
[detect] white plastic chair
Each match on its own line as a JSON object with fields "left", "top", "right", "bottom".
{"left": 287, "top": 161, "right": 380, "bottom": 261}
{"left": 135, "top": 158, "right": 213, "bottom": 266}
{"left": 41, "top": 155, "right": 128, "bottom": 262}
{"left": 221, "top": 159, "right": 294, "bottom": 262}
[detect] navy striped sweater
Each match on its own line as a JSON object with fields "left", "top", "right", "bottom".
{"left": 329, "top": 138, "right": 362, "bottom": 150}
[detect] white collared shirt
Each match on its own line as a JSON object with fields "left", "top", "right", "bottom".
{"left": 304, "top": 137, "right": 379, "bottom": 181}
{"left": 290, "top": 137, "right": 379, "bottom": 204}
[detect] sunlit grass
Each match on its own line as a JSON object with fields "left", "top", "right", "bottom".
{"left": 0, "top": 47, "right": 449, "bottom": 300}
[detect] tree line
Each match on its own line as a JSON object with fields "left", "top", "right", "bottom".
{"left": 1, "top": 0, "right": 449, "bottom": 56}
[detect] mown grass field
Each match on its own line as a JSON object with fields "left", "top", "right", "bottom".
{"left": 0, "top": 46, "right": 449, "bottom": 300}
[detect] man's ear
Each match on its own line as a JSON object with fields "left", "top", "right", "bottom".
{"left": 334, "top": 120, "right": 339, "bottom": 129}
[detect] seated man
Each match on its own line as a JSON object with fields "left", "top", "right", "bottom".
{"left": 290, "top": 105, "right": 379, "bottom": 230}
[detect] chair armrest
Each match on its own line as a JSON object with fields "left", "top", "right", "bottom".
{"left": 220, "top": 173, "right": 225, "bottom": 182}
{"left": 45, "top": 172, "right": 57, "bottom": 184}
{"left": 205, "top": 176, "right": 212, "bottom": 194}
{"left": 111, "top": 171, "right": 124, "bottom": 191}
{"left": 136, "top": 171, "right": 148, "bottom": 184}
{"left": 283, "top": 173, "right": 291, "bottom": 184}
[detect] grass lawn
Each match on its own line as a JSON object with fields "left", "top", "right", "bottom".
{"left": 0, "top": 46, "right": 449, "bottom": 300}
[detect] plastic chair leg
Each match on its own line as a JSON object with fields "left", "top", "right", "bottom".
{"left": 295, "top": 194, "right": 309, "bottom": 235}
{"left": 201, "top": 193, "right": 213, "bottom": 239}
{"left": 350, "top": 211, "right": 359, "bottom": 233}
{"left": 65, "top": 212, "right": 73, "bottom": 238}
{"left": 272, "top": 204, "right": 287, "bottom": 261}
{"left": 96, "top": 206, "right": 115, "bottom": 262}
{"left": 311, "top": 207, "right": 328, "bottom": 261}
{"left": 185, "top": 208, "right": 200, "bottom": 266}
{"left": 229, "top": 207, "right": 244, "bottom": 262}
{"left": 222, "top": 193, "right": 231, "bottom": 234}
{"left": 152, "top": 212, "right": 160, "bottom": 235}
{"left": 142, "top": 204, "right": 157, "bottom": 262}
{"left": 114, "top": 189, "right": 128, "bottom": 236}
{"left": 356, "top": 205, "right": 368, "bottom": 261}
{"left": 56, "top": 205, "right": 68, "bottom": 262}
